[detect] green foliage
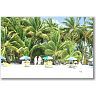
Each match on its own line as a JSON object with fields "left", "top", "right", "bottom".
{"left": 1, "top": 17, "right": 93, "bottom": 64}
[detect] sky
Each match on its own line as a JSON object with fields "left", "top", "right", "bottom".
{"left": 41, "top": 16, "right": 90, "bottom": 26}
{"left": 41, "top": 16, "right": 66, "bottom": 25}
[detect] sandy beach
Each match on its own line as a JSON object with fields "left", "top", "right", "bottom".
{"left": 1, "top": 64, "right": 93, "bottom": 78}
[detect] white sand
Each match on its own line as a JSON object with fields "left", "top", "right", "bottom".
{"left": 1, "top": 64, "right": 93, "bottom": 78}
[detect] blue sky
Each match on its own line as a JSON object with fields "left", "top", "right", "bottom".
{"left": 41, "top": 16, "right": 90, "bottom": 26}
{"left": 41, "top": 16, "right": 65, "bottom": 24}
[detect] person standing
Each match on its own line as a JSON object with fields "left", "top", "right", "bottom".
{"left": 34, "top": 56, "right": 38, "bottom": 65}
{"left": 38, "top": 56, "right": 42, "bottom": 65}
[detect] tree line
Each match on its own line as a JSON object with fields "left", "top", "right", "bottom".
{"left": 1, "top": 17, "right": 93, "bottom": 64}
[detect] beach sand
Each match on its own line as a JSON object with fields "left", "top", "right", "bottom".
{"left": 1, "top": 64, "right": 93, "bottom": 78}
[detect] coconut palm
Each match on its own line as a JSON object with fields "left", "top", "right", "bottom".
{"left": 1, "top": 17, "right": 24, "bottom": 39}
{"left": 76, "top": 17, "right": 93, "bottom": 64}
{"left": 1, "top": 23, "right": 27, "bottom": 62}
{"left": 62, "top": 17, "right": 93, "bottom": 64}
{"left": 61, "top": 40, "right": 82, "bottom": 62}
{"left": 42, "top": 31, "right": 68, "bottom": 61}
{"left": 27, "top": 17, "right": 49, "bottom": 43}
{"left": 1, "top": 17, "right": 93, "bottom": 64}
{"left": 44, "top": 18, "right": 59, "bottom": 31}
{"left": 1, "top": 27, "right": 18, "bottom": 62}
{"left": 62, "top": 17, "right": 81, "bottom": 41}
{"left": 42, "top": 31, "right": 82, "bottom": 63}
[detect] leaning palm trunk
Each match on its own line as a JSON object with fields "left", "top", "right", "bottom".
{"left": 53, "top": 55, "right": 56, "bottom": 65}
{"left": 82, "top": 38, "right": 88, "bottom": 64}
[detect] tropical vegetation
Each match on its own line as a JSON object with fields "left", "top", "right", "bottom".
{"left": 1, "top": 17, "right": 93, "bottom": 64}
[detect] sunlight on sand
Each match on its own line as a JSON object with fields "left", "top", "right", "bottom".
{"left": 1, "top": 64, "right": 93, "bottom": 78}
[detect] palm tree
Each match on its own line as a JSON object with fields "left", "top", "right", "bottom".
{"left": 44, "top": 18, "right": 59, "bottom": 31}
{"left": 27, "top": 17, "right": 49, "bottom": 43}
{"left": 42, "top": 30, "right": 82, "bottom": 64}
{"left": 62, "top": 17, "right": 81, "bottom": 41}
{"left": 62, "top": 17, "right": 93, "bottom": 64}
{"left": 1, "top": 17, "right": 93, "bottom": 64}
{"left": 1, "top": 18, "right": 28, "bottom": 62}
{"left": 61, "top": 40, "right": 82, "bottom": 62}
{"left": 24, "top": 17, "right": 50, "bottom": 58}
{"left": 1, "top": 26, "right": 19, "bottom": 62}
{"left": 42, "top": 31, "right": 67, "bottom": 61}
{"left": 76, "top": 17, "right": 93, "bottom": 64}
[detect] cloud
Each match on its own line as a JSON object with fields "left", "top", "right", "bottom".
{"left": 52, "top": 18, "right": 67, "bottom": 27}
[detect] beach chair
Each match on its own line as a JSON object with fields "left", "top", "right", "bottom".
{"left": 44, "top": 61, "right": 53, "bottom": 68}
{"left": 22, "top": 60, "right": 30, "bottom": 67}
{"left": 2, "top": 62, "right": 11, "bottom": 67}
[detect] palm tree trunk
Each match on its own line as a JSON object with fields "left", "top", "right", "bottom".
{"left": 82, "top": 37, "right": 88, "bottom": 64}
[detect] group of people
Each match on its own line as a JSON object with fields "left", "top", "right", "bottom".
{"left": 34, "top": 56, "right": 43, "bottom": 65}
